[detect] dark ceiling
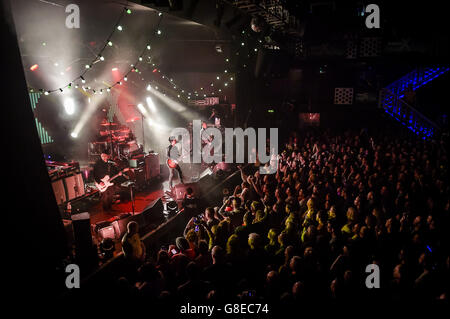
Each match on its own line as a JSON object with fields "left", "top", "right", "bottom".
{"left": 12, "top": 0, "right": 232, "bottom": 93}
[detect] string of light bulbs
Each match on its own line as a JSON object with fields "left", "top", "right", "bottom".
{"left": 28, "top": 7, "right": 163, "bottom": 95}
{"left": 29, "top": 9, "right": 263, "bottom": 102}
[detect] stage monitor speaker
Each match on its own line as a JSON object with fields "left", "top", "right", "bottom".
{"left": 98, "top": 225, "right": 116, "bottom": 241}
{"left": 173, "top": 182, "right": 204, "bottom": 201}
{"left": 52, "top": 179, "right": 66, "bottom": 205}
{"left": 65, "top": 173, "right": 85, "bottom": 201}
{"left": 141, "top": 197, "right": 165, "bottom": 226}
{"left": 145, "top": 153, "right": 160, "bottom": 180}
{"left": 111, "top": 213, "right": 145, "bottom": 240}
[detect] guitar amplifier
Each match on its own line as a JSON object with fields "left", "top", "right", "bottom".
{"left": 51, "top": 179, "right": 66, "bottom": 205}
{"left": 65, "top": 173, "right": 85, "bottom": 201}
{"left": 129, "top": 154, "right": 145, "bottom": 168}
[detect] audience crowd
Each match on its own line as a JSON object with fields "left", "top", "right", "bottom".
{"left": 111, "top": 128, "right": 449, "bottom": 307}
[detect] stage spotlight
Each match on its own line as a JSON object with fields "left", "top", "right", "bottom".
{"left": 146, "top": 97, "right": 156, "bottom": 112}
{"left": 30, "top": 64, "right": 38, "bottom": 71}
{"left": 71, "top": 132, "right": 78, "bottom": 138}
{"left": 137, "top": 103, "right": 147, "bottom": 115}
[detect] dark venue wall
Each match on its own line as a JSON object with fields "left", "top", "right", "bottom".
{"left": 1, "top": 0, "right": 68, "bottom": 301}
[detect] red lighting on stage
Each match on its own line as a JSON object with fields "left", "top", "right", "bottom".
{"left": 112, "top": 67, "right": 118, "bottom": 71}
{"left": 152, "top": 68, "right": 158, "bottom": 73}
{"left": 30, "top": 64, "right": 39, "bottom": 71}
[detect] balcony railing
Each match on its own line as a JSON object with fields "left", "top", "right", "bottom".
{"left": 379, "top": 88, "right": 440, "bottom": 139}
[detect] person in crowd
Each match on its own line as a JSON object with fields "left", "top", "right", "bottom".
{"left": 122, "top": 221, "right": 145, "bottom": 263}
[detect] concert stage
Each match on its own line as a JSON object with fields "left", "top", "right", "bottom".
{"left": 64, "top": 162, "right": 231, "bottom": 258}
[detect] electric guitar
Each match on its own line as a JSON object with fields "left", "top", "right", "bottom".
{"left": 95, "top": 168, "right": 131, "bottom": 193}
{"left": 166, "top": 158, "right": 179, "bottom": 169}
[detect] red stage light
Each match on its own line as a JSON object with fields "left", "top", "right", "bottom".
{"left": 152, "top": 68, "right": 158, "bottom": 73}
{"left": 30, "top": 64, "right": 38, "bottom": 71}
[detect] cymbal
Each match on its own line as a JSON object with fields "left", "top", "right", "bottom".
{"left": 99, "top": 130, "right": 121, "bottom": 136}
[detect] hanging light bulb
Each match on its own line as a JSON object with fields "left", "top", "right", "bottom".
{"left": 99, "top": 55, "right": 104, "bottom": 61}
{"left": 117, "top": 25, "right": 123, "bottom": 31}
{"left": 147, "top": 44, "right": 151, "bottom": 50}
{"left": 108, "top": 41, "right": 113, "bottom": 46}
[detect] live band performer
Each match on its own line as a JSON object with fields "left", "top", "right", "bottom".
{"left": 93, "top": 151, "right": 121, "bottom": 212}
{"left": 167, "top": 136, "right": 184, "bottom": 189}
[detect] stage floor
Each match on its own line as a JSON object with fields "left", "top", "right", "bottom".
{"left": 88, "top": 187, "right": 165, "bottom": 225}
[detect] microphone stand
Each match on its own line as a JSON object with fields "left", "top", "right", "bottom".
{"left": 141, "top": 112, "right": 145, "bottom": 153}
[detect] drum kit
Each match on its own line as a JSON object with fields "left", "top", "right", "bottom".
{"left": 88, "top": 120, "right": 142, "bottom": 161}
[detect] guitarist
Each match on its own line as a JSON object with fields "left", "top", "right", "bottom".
{"left": 167, "top": 136, "right": 184, "bottom": 189}
{"left": 94, "top": 151, "right": 121, "bottom": 212}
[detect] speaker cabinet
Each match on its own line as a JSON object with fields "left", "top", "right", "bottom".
{"left": 145, "top": 153, "right": 160, "bottom": 180}
{"left": 98, "top": 225, "right": 116, "bottom": 241}
{"left": 71, "top": 212, "right": 94, "bottom": 262}
{"left": 141, "top": 197, "right": 165, "bottom": 226}
{"left": 51, "top": 179, "right": 66, "bottom": 205}
{"left": 65, "top": 173, "right": 85, "bottom": 201}
{"left": 173, "top": 182, "right": 201, "bottom": 201}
